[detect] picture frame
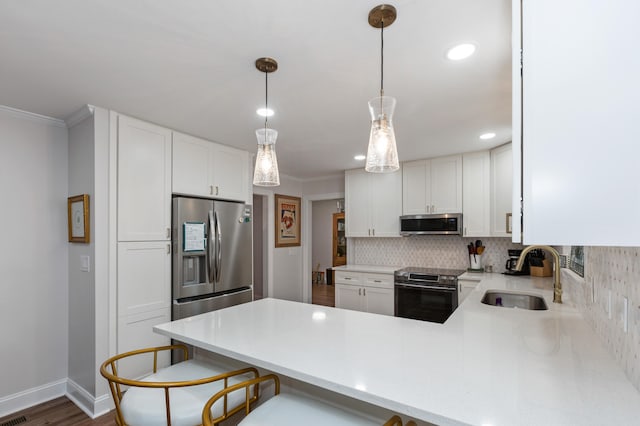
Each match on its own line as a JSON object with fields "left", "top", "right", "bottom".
{"left": 506, "top": 213, "right": 512, "bottom": 234}
{"left": 68, "top": 194, "right": 90, "bottom": 243}
{"left": 275, "top": 194, "right": 301, "bottom": 247}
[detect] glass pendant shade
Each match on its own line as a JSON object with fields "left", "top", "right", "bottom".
{"left": 253, "top": 128, "right": 280, "bottom": 186}
{"left": 365, "top": 96, "right": 399, "bottom": 173}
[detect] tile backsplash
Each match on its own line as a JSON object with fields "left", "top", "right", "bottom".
{"left": 563, "top": 246, "right": 640, "bottom": 391}
{"left": 350, "top": 236, "right": 523, "bottom": 272}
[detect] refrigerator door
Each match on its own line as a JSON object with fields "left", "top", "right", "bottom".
{"left": 172, "top": 197, "right": 215, "bottom": 299}
{"left": 212, "top": 200, "right": 253, "bottom": 293}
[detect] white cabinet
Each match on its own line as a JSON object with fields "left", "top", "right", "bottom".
{"left": 462, "top": 151, "right": 490, "bottom": 237}
{"left": 345, "top": 169, "right": 402, "bottom": 237}
{"left": 516, "top": 0, "right": 640, "bottom": 245}
{"left": 402, "top": 155, "right": 462, "bottom": 215}
{"left": 458, "top": 278, "right": 480, "bottom": 305}
{"left": 117, "top": 115, "right": 172, "bottom": 242}
{"left": 334, "top": 271, "right": 394, "bottom": 316}
{"left": 490, "top": 143, "right": 513, "bottom": 237}
{"left": 172, "top": 132, "right": 249, "bottom": 203}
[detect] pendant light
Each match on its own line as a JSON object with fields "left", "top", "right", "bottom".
{"left": 365, "top": 4, "right": 399, "bottom": 173}
{"left": 253, "top": 57, "right": 280, "bottom": 186}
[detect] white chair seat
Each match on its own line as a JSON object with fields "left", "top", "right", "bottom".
{"left": 121, "top": 359, "right": 253, "bottom": 426}
{"left": 238, "top": 393, "right": 379, "bottom": 426}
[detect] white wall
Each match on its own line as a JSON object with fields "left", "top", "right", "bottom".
{"left": 0, "top": 107, "right": 69, "bottom": 414}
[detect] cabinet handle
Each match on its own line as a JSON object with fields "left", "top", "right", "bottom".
{"left": 167, "top": 244, "right": 171, "bottom": 254}
{"left": 210, "top": 185, "right": 214, "bottom": 195}
{"left": 368, "top": 229, "right": 371, "bottom": 236}
{"left": 464, "top": 227, "right": 467, "bottom": 236}
{"left": 216, "top": 186, "right": 219, "bottom": 196}
{"left": 358, "top": 288, "right": 362, "bottom": 296}
{"left": 363, "top": 288, "right": 366, "bottom": 296}
{"left": 372, "top": 229, "right": 375, "bottom": 236}
{"left": 167, "top": 228, "right": 171, "bottom": 238}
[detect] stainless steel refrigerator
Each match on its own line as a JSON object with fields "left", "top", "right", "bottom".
{"left": 172, "top": 196, "right": 253, "bottom": 322}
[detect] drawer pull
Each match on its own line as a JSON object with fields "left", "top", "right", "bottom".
{"left": 373, "top": 280, "right": 382, "bottom": 283}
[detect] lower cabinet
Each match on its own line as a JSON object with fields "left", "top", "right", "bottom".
{"left": 458, "top": 278, "right": 480, "bottom": 305}
{"left": 335, "top": 271, "right": 394, "bottom": 316}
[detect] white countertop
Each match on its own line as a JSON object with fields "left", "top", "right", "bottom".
{"left": 154, "top": 274, "right": 640, "bottom": 425}
{"left": 332, "top": 264, "right": 400, "bottom": 274}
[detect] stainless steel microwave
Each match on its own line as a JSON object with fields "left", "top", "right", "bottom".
{"left": 399, "top": 213, "right": 463, "bottom": 235}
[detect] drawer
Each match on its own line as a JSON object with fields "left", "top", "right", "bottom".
{"left": 335, "top": 271, "right": 363, "bottom": 285}
{"left": 362, "top": 273, "right": 394, "bottom": 289}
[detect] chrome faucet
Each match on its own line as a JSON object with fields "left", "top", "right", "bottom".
{"left": 515, "top": 245, "right": 562, "bottom": 303}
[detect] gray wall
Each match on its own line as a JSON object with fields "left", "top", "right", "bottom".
{"left": 67, "top": 115, "right": 96, "bottom": 394}
{"left": 0, "top": 107, "right": 69, "bottom": 408}
{"left": 312, "top": 199, "right": 339, "bottom": 280}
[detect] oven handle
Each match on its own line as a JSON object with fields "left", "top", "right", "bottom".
{"left": 394, "top": 283, "right": 456, "bottom": 292}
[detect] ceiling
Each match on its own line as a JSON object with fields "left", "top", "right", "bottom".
{"left": 0, "top": 0, "right": 512, "bottom": 180}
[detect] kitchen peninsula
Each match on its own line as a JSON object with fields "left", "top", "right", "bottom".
{"left": 154, "top": 274, "right": 640, "bottom": 425}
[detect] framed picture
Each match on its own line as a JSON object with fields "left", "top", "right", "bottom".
{"left": 506, "top": 213, "right": 512, "bottom": 234}
{"left": 275, "top": 194, "right": 301, "bottom": 247}
{"left": 68, "top": 194, "right": 90, "bottom": 243}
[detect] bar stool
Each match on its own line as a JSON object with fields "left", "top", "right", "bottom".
{"left": 202, "top": 374, "right": 417, "bottom": 426}
{"left": 100, "top": 344, "right": 259, "bottom": 426}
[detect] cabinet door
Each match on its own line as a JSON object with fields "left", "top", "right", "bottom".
{"left": 430, "top": 155, "right": 462, "bottom": 213}
{"left": 117, "top": 308, "right": 170, "bottom": 379}
{"left": 118, "top": 115, "right": 172, "bottom": 241}
{"left": 345, "top": 169, "right": 371, "bottom": 237}
{"left": 172, "top": 132, "right": 212, "bottom": 198}
{"left": 490, "top": 143, "right": 513, "bottom": 237}
{"left": 370, "top": 171, "right": 402, "bottom": 237}
{"left": 457, "top": 279, "right": 478, "bottom": 305}
{"left": 363, "top": 286, "right": 394, "bottom": 316}
{"left": 462, "top": 151, "right": 490, "bottom": 237}
{"left": 211, "top": 144, "right": 249, "bottom": 202}
{"left": 335, "top": 284, "right": 364, "bottom": 312}
{"left": 402, "top": 160, "right": 429, "bottom": 214}
{"left": 520, "top": 0, "right": 640, "bottom": 245}
{"left": 118, "top": 241, "right": 171, "bottom": 317}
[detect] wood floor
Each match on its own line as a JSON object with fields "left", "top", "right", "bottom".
{"left": 311, "top": 283, "right": 335, "bottom": 307}
{"left": 0, "top": 397, "right": 115, "bottom": 426}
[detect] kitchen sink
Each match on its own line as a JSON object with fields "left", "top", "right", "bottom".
{"left": 481, "top": 290, "right": 548, "bottom": 310}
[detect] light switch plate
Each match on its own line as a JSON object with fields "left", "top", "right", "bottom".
{"left": 80, "top": 255, "right": 90, "bottom": 272}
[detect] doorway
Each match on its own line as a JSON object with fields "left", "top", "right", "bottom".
{"left": 310, "top": 198, "right": 343, "bottom": 307}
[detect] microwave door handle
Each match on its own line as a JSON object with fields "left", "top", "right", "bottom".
{"left": 215, "top": 210, "right": 222, "bottom": 283}
{"left": 208, "top": 210, "right": 216, "bottom": 284}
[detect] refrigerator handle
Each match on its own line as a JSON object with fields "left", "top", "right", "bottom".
{"left": 208, "top": 210, "right": 216, "bottom": 284}
{"left": 215, "top": 210, "right": 222, "bottom": 283}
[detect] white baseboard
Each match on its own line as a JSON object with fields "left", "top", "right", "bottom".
{"left": 66, "top": 379, "right": 113, "bottom": 419}
{"left": 0, "top": 379, "right": 66, "bottom": 418}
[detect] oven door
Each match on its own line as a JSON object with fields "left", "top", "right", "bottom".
{"left": 394, "top": 283, "right": 458, "bottom": 323}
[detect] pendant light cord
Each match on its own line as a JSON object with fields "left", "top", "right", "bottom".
{"left": 380, "top": 21, "right": 384, "bottom": 97}
{"left": 264, "top": 71, "right": 268, "bottom": 130}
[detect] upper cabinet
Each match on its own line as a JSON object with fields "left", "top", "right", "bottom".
{"left": 172, "top": 132, "right": 249, "bottom": 203}
{"left": 490, "top": 143, "right": 512, "bottom": 237}
{"left": 402, "top": 155, "right": 462, "bottom": 215}
{"left": 462, "top": 151, "right": 490, "bottom": 237}
{"left": 117, "top": 115, "right": 172, "bottom": 242}
{"left": 345, "top": 169, "right": 402, "bottom": 237}
{"left": 516, "top": 0, "right": 640, "bottom": 245}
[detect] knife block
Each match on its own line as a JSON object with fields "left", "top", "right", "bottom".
{"left": 530, "top": 259, "right": 553, "bottom": 277}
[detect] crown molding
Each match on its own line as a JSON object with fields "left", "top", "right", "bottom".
{"left": 0, "top": 105, "right": 66, "bottom": 128}
{"left": 65, "top": 104, "right": 95, "bottom": 128}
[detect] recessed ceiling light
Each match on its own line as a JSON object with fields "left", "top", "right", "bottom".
{"left": 354, "top": 155, "right": 366, "bottom": 161}
{"left": 446, "top": 43, "right": 476, "bottom": 61}
{"left": 479, "top": 132, "right": 496, "bottom": 140}
{"left": 256, "top": 107, "right": 274, "bottom": 117}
